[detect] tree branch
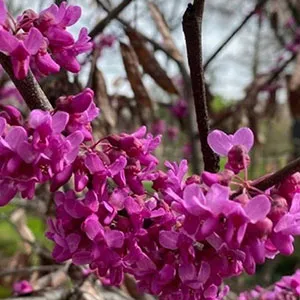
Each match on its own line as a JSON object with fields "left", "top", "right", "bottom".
{"left": 253, "top": 157, "right": 300, "bottom": 191}
{"left": 89, "top": 0, "right": 133, "bottom": 39}
{"left": 204, "top": 0, "right": 268, "bottom": 70}
{"left": 0, "top": 53, "right": 52, "bottom": 111}
{"left": 0, "top": 265, "right": 61, "bottom": 277}
{"left": 211, "top": 52, "right": 297, "bottom": 128}
{"left": 183, "top": 0, "right": 219, "bottom": 173}
{"left": 232, "top": 156, "right": 300, "bottom": 199}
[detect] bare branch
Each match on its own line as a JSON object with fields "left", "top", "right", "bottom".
{"left": 253, "top": 157, "right": 300, "bottom": 191}
{"left": 0, "top": 53, "right": 52, "bottom": 111}
{"left": 212, "top": 53, "right": 297, "bottom": 128}
{"left": 0, "top": 265, "right": 61, "bottom": 277}
{"left": 183, "top": 0, "right": 220, "bottom": 173}
{"left": 232, "top": 156, "right": 300, "bottom": 199}
{"left": 7, "top": 288, "right": 68, "bottom": 300}
{"left": 204, "top": 0, "right": 269, "bottom": 70}
{"left": 89, "top": 0, "right": 133, "bottom": 39}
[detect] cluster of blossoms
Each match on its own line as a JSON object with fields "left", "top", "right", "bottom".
{"left": 151, "top": 119, "right": 179, "bottom": 141}
{"left": 171, "top": 98, "right": 188, "bottom": 119}
{"left": 0, "top": 88, "right": 98, "bottom": 205}
{"left": 0, "top": 0, "right": 92, "bottom": 79}
{"left": 1, "top": 4, "right": 300, "bottom": 299}
{"left": 2, "top": 86, "right": 300, "bottom": 298}
{"left": 13, "top": 280, "right": 33, "bottom": 296}
{"left": 238, "top": 269, "right": 300, "bottom": 299}
{"left": 94, "top": 34, "right": 116, "bottom": 52}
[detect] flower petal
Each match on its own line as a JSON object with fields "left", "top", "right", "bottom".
{"left": 207, "top": 130, "right": 233, "bottom": 156}
{"left": 233, "top": 127, "right": 254, "bottom": 151}
{"left": 159, "top": 230, "right": 179, "bottom": 250}
{"left": 290, "top": 193, "right": 300, "bottom": 214}
{"left": 244, "top": 195, "right": 271, "bottom": 223}
{"left": 52, "top": 111, "right": 69, "bottom": 133}
{"left": 0, "top": 116, "right": 6, "bottom": 135}
{"left": 0, "top": 29, "right": 18, "bottom": 53}
{"left": 183, "top": 183, "right": 207, "bottom": 216}
{"left": 104, "top": 230, "right": 124, "bottom": 248}
{"left": 24, "top": 28, "right": 43, "bottom": 54}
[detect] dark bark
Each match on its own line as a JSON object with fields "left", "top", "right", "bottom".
{"left": 0, "top": 53, "right": 52, "bottom": 111}
{"left": 183, "top": 0, "right": 220, "bottom": 173}
{"left": 89, "top": 0, "right": 133, "bottom": 39}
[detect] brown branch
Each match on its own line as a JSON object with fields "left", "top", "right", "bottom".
{"left": 253, "top": 157, "right": 300, "bottom": 191}
{"left": 204, "top": 0, "right": 268, "bottom": 70}
{"left": 89, "top": 0, "right": 133, "bottom": 39}
{"left": 7, "top": 288, "right": 69, "bottom": 300}
{"left": 183, "top": 1, "right": 219, "bottom": 173}
{"left": 0, "top": 53, "right": 52, "bottom": 111}
{"left": 0, "top": 265, "right": 61, "bottom": 277}
{"left": 211, "top": 53, "right": 297, "bottom": 128}
{"left": 232, "top": 156, "right": 300, "bottom": 198}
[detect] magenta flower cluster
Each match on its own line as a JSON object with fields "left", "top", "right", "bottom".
{"left": 1, "top": 85, "right": 300, "bottom": 298}
{"left": 44, "top": 122, "right": 300, "bottom": 299}
{"left": 0, "top": 1, "right": 92, "bottom": 79}
{"left": 0, "top": 83, "right": 297, "bottom": 299}
{"left": 238, "top": 269, "right": 300, "bottom": 299}
{"left": 0, "top": 88, "right": 98, "bottom": 206}
{"left": 1, "top": 3, "right": 300, "bottom": 299}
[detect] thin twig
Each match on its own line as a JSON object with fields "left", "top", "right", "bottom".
{"left": 7, "top": 288, "right": 69, "bottom": 300}
{"left": 0, "top": 265, "right": 61, "bottom": 277}
{"left": 183, "top": 0, "right": 220, "bottom": 173}
{"left": 232, "top": 157, "right": 300, "bottom": 198}
{"left": 253, "top": 157, "right": 300, "bottom": 191}
{"left": 0, "top": 53, "right": 52, "bottom": 111}
{"left": 212, "top": 53, "right": 297, "bottom": 128}
{"left": 204, "top": 0, "right": 268, "bottom": 70}
{"left": 89, "top": 0, "right": 133, "bottom": 39}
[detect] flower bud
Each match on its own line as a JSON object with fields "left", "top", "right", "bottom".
{"left": 276, "top": 172, "right": 300, "bottom": 205}
{"left": 201, "top": 170, "right": 234, "bottom": 187}
{"left": 234, "top": 193, "right": 250, "bottom": 206}
{"left": 17, "top": 9, "right": 38, "bottom": 31}
{"left": 226, "top": 145, "right": 250, "bottom": 174}
{"left": 186, "top": 174, "right": 201, "bottom": 185}
{"left": 268, "top": 194, "right": 288, "bottom": 223}
{"left": 247, "top": 217, "right": 273, "bottom": 239}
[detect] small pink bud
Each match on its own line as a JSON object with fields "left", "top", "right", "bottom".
{"left": 201, "top": 171, "right": 218, "bottom": 186}
{"left": 234, "top": 193, "right": 250, "bottom": 206}
{"left": 248, "top": 217, "right": 273, "bottom": 239}
{"left": 186, "top": 175, "right": 201, "bottom": 185}
{"left": 13, "top": 280, "right": 33, "bottom": 295}
{"left": 17, "top": 9, "right": 38, "bottom": 31}
{"left": 277, "top": 172, "right": 300, "bottom": 205}
{"left": 201, "top": 170, "right": 234, "bottom": 187}
{"left": 268, "top": 194, "right": 288, "bottom": 223}
{"left": 226, "top": 145, "right": 250, "bottom": 174}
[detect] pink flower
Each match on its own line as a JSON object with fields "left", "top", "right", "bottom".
{"left": 151, "top": 119, "right": 166, "bottom": 135}
{"left": 208, "top": 127, "right": 254, "bottom": 173}
{"left": 13, "top": 280, "right": 33, "bottom": 295}
{"left": 0, "top": 28, "right": 43, "bottom": 79}
{"left": 171, "top": 99, "right": 188, "bottom": 118}
{"left": 208, "top": 127, "right": 254, "bottom": 156}
{"left": 167, "top": 126, "right": 179, "bottom": 140}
